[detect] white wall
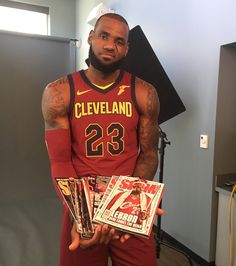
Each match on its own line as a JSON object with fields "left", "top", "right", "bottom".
{"left": 75, "top": 0, "right": 99, "bottom": 68}
{"left": 76, "top": 0, "right": 236, "bottom": 262}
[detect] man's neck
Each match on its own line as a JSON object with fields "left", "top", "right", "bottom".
{"left": 85, "top": 65, "right": 120, "bottom": 86}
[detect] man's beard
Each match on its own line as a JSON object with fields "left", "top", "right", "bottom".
{"left": 88, "top": 46, "right": 125, "bottom": 74}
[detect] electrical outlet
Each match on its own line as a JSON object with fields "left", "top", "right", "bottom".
{"left": 200, "top": 135, "right": 208, "bottom": 149}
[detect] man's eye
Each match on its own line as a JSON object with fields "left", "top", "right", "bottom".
{"left": 100, "top": 33, "right": 108, "bottom": 39}
{"left": 116, "top": 40, "right": 125, "bottom": 46}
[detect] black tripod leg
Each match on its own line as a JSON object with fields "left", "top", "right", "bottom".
{"left": 155, "top": 127, "right": 170, "bottom": 258}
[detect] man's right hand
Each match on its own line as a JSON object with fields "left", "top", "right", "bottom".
{"left": 69, "top": 208, "right": 164, "bottom": 250}
{"left": 69, "top": 223, "right": 119, "bottom": 250}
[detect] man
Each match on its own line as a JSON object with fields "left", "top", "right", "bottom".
{"left": 42, "top": 13, "right": 161, "bottom": 266}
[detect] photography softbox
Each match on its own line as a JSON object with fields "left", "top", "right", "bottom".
{"left": 121, "top": 25, "right": 186, "bottom": 124}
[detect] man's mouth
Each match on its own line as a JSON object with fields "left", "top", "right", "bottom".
{"left": 100, "top": 53, "right": 115, "bottom": 60}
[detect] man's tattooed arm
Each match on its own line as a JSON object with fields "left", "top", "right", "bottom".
{"left": 133, "top": 78, "right": 160, "bottom": 180}
{"left": 41, "top": 76, "right": 70, "bottom": 130}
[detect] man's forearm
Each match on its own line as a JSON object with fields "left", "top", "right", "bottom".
{"left": 133, "top": 151, "right": 158, "bottom": 180}
{"left": 45, "top": 129, "right": 77, "bottom": 178}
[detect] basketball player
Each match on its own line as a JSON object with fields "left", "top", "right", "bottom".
{"left": 106, "top": 180, "right": 151, "bottom": 224}
{"left": 42, "top": 13, "right": 161, "bottom": 266}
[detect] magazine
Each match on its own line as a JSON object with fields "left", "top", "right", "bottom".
{"left": 93, "top": 175, "right": 114, "bottom": 217}
{"left": 76, "top": 178, "right": 94, "bottom": 239}
{"left": 93, "top": 176, "right": 119, "bottom": 218}
{"left": 93, "top": 176, "right": 164, "bottom": 237}
{"left": 82, "top": 175, "right": 113, "bottom": 218}
{"left": 55, "top": 176, "right": 164, "bottom": 239}
{"left": 55, "top": 178, "right": 94, "bottom": 239}
{"left": 55, "top": 178, "right": 79, "bottom": 224}
{"left": 81, "top": 176, "right": 96, "bottom": 217}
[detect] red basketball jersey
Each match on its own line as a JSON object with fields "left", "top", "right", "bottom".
{"left": 68, "top": 70, "right": 139, "bottom": 177}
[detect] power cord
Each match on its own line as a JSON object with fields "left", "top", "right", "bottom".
{"left": 229, "top": 184, "right": 236, "bottom": 266}
{"left": 155, "top": 231, "right": 194, "bottom": 266}
{"left": 160, "top": 240, "right": 194, "bottom": 266}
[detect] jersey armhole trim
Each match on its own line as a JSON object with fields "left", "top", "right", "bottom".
{"left": 67, "top": 74, "right": 75, "bottom": 118}
{"left": 131, "top": 75, "right": 141, "bottom": 116}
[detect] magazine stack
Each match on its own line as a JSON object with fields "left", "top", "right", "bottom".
{"left": 55, "top": 175, "right": 164, "bottom": 238}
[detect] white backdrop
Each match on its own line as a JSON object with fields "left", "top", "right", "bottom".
{"left": 0, "top": 30, "right": 75, "bottom": 266}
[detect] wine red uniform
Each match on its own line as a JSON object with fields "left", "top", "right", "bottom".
{"left": 60, "top": 70, "right": 157, "bottom": 266}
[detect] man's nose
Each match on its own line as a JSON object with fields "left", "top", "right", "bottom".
{"left": 103, "top": 39, "right": 116, "bottom": 50}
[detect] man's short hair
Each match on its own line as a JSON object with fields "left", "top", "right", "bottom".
{"left": 94, "top": 13, "right": 129, "bottom": 29}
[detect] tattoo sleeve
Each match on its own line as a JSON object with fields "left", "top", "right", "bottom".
{"left": 133, "top": 81, "right": 160, "bottom": 180}
{"left": 42, "top": 77, "right": 69, "bottom": 129}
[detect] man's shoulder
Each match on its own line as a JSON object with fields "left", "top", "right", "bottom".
{"left": 46, "top": 75, "right": 69, "bottom": 89}
{"left": 44, "top": 75, "right": 71, "bottom": 98}
{"left": 134, "top": 76, "right": 156, "bottom": 92}
{"left": 42, "top": 75, "right": 71, "bottom": 111}
{"left": 134, "top": 76, "right": 159, "bottom": 111}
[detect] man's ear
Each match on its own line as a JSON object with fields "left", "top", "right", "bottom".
{"left": 88, "top": 30, "right": 94, "bottom": 45}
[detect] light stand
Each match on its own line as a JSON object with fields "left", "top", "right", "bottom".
{"left": 155, "top": 127, "right": 194, "bottom": 266}
{"left": 156, "top": 127, "right": 170, "bottom": 258}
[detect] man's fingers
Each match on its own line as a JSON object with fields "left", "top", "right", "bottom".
{"left": 104, "top": 227, "right": 116, "bottom": 244}
{"left": 69, "top": 208, "right": 164, "bottom": 251}
{"left": 156, "top": 207, "right": 164, "bottom": 216}
{"left": 112, "top": 233, "right": 120, "bottom": 241}
{"left": 69, "top": 235, "right": 80, "bottom": 251}
{"left": 99, "top": 224, "right": 110, "bottom": 244}
{"left": 69, "top": 224, "right": 80, "bottom": 251}
{"left": 119, "top": 233, "right": 131, "bottom": 243}
{"left": 80, "top": 225, "right": 102, "bottom": 249}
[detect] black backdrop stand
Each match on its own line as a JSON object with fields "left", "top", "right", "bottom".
{"left": 155, "top": 128, "right": 194, "bottom": 266}
{"left": 155, "top": 127, "right": 170, "bottom": 258}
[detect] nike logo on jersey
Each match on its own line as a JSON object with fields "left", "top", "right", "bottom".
{"left": 77, "top": 89, "right": 92, "bottom": 96}
{"left": 118, "top": 85, "right": 130, "bottom": 95}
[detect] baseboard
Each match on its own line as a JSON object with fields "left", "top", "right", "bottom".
{"left": 153, "top": 225, "right": 215, "bottom": 266}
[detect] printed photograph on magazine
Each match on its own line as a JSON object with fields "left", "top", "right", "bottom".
{"left": 93, "top": 176, "right": 164, "bottom": 237}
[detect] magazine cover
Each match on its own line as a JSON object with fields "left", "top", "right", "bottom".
{"left": 82, "top": 176, "right": 96, "bottom": 216}
{"left": 55, "top": 178, "right": 94, "bottom": 239}
{"left": 94, "top": 176, "right": 119, "bottom": 218}
{"left": 93, "top": 176, "right": 164, "bottom": 238}
{"left": 75, "top": 179, "right": 94, "bottom": 239}
{"left": 55, "top": 178, "right": 79, "bottom": 224}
